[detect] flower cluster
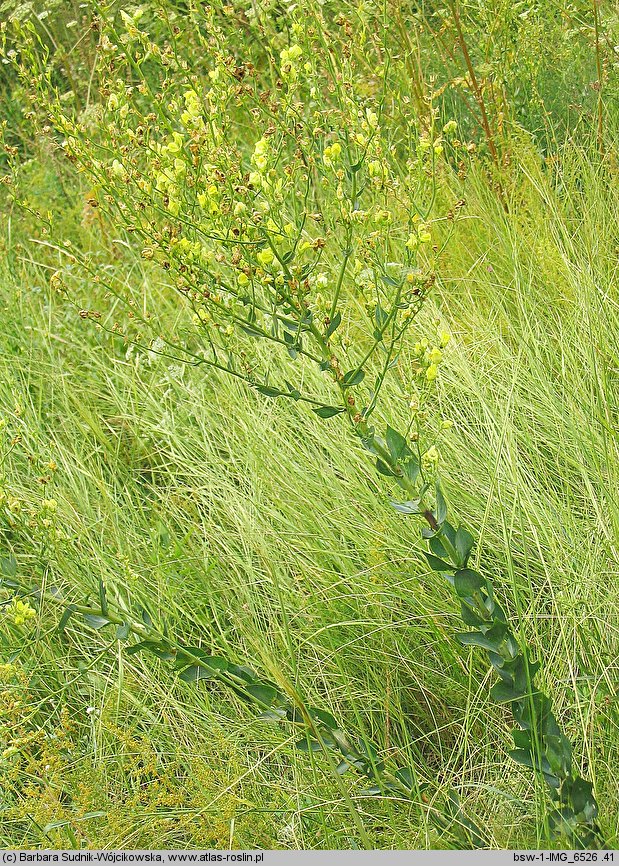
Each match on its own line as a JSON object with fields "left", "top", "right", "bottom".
{"left": 5, "top": 598, "right": 36, "bottom": 628}
{"left": 9, "top": 0, "right": 464, "bottom": 489}
{"left": 413, "top": 330, "right": 451, "bottom": 382}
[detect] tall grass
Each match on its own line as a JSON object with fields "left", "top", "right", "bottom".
{"left": 1, "top": 133, "right": 617, "bottom": 847}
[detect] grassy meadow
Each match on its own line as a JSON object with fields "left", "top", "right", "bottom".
{"left": 1, "top": 0, "right": 619, "bottom": 851}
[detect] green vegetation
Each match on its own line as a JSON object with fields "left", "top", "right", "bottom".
{"left": 1, "top": 0, "right": 618, "bottom": 851}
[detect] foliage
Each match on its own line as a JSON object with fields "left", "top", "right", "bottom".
{"left": 1, "top": 0, "right": 618, "bottom": 852}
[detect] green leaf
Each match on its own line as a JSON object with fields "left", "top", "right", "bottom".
{"left": 83, "top": 614, "right": 111, "bottom": 630}
{"left": 244, "top": 683, "right": 282, "bottom": 706}
{"left": 568, "top": 777, "right": 598, "bottom": 821}
{"left": 360, "top": 432, "right": 380, "bottom": 456}
{"left": 258, "top": 708, "right": 287, "bottom": 721}
{"left": 390, "top": 499, "right": 420, "bottom": 514}
{"left": 435, "top": 482, "right": 447, "bottom": 524}
{"left": 402, "top": 458, "right": 419, "bottom": 484}
{"left": 509, "top": 748, "right": 560, "bottom": 788}
{"left": 0, "top": 555, "right": 17, "bottom": 577}
{"left": 312, "top": 405, "right": 344, "bottom": 419}
{"left": 116, "top": 622, "right": 131, "bottom": 641}
{"left": 512, "top": 728, "right": 532, "bottom": 750}
{"left": 228, "top": 663, "right": 260, "bottom": 684}
{"left": 283, "top": 380, "right": 301, "bottom": 401}
{"left": 375, "top": 458, "right": 396, "bottom": 476}
{"left": 43, "top": 813, "right": 106, "bottom": 833}
{"left": 255, "top": 384, "right": 286, "bottom": 398}
{"left": 342, "top": 369, "right": 365, "bottom": 387}
{"left": 374, "top": 304, "right": 389, "bottom": 330}
{"left": 282, "top": 331, "right": 299, "bottom": 359}
{"left": 57, "top": 605, "right": 76, "bottom": 635}
{"left": 491, "top": 682, "right": 527, "bottom": 703}
{"left": 424, "top": 552, "right": 453, "bottom": 572}
{"left": 179, "top": 657, "right": 228, "bottom": 682}
{"left": 460, "top": 602, "right": 484, "bottom": 627}
{"left": 308, "top": 707, "right": 339, "bottom": 730}
{"left": 127, "top": 640, "right": 175, "bottom": 660}
{"left": 454, "top": 526, "right": 475, "bottom": 567}
{"left": 429, "top": 535, "right": 449, "bottom": 560}
{"left": 442, "top": 521, "right": 457, "bottom": 547}
{"left": 456, "top": 631, "right": 504, "bottom": 652}
{"left": 357, "top": 738, "right": 378, "bottom": 759}
{"left": 386, "top": 425, "right": 411, "bottom": 461}
{"left": 545, "top": 733, "right": 572, "bottom": 777}
{"left": 325, "top": 312, "right": 341, "bottom": 338}
{"left": 240, "top": 325, "right": 265, "bottom": 338}
{"left": 453, "top": 568, "right": 485, "bottom": 597}
{"left": 394, "top": 767, "right": 416, "bottom": 792}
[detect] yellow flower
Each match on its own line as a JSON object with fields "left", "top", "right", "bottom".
{"left": 366, "top": 109, "right": 379, "bottom": 129}
{"left": 280, "top": 44, "right": 303, "bottom": 64}
{"left": 423, "top": 445, "right": 439, "bottom": 465}
{"left": 166, "top": 132, "right": 184, "bottom": 154}
{"left": 373, "top": 209, "right": 391, "bottom": 224}
{"left": 426, "top": 364, "right": 438, "bottom": 382}
{"left": 257, "top": 248, "right": 275, "bottom": 267}
{"left": 251, "top": 137, "right": 270, "bottom": 171}
{"left": 417, "top": 224, "right": 432, "bottom": 244}
{"left": 9, "top": 598, "right": 36, "bottom": 627}
{"left": 428, "top": 347, "right": 443, "bottom": 365}
{"left": 323, "top": 142, "right": 342, "bottom": 167}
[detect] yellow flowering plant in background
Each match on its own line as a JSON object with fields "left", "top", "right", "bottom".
{"left": 0, "top": 0, "right": 610, "bottom": 849}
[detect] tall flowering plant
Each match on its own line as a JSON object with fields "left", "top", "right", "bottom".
{"left": 2, "top": 0, "right": 604, "bottom": 848}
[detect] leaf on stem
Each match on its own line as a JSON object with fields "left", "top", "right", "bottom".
{"left": 454, "top": 526, "right": 475, "bottom": 567}
{"left": 386, "top": 425, "right": 412, "bottom": 462}
{"left": 390, "top": 499, "right": 421, "bottom": 514}
{"left": 453, "top": 568, "right": 484, "bottom": 597}
{"left": 424, "top": 551, "right": 453, "bottom": 572}
{"left": 325, "top": 312, "right": 341, "bottom": 339}
{"left": 341, "top": 369, "right": 365, "bottom": 387}
{"left": 313, "top": 405, "right": 345, "bottom": 419}
{"left": 83, "top": 613, "right": 112, "bottom": 630}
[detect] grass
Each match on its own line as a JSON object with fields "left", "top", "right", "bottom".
{"left": 1, "top": 134, "right": 618, "bottom": 848}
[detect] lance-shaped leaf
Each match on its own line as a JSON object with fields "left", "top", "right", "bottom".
{"left": 453, "top": 568, "right": 485, "bottom": 597}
